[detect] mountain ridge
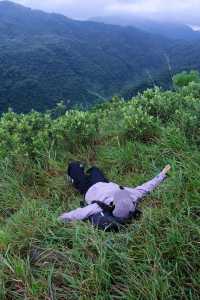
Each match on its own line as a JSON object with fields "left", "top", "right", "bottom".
{"left": 0, "top": 1, "right": 200, "bottom": 113}
{"left": 90, "top": 15, "right": 200, "bottom": 41}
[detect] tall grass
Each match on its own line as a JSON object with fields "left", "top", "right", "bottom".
{"left": 0, "top": 71, "right": 200, "bottom": 299}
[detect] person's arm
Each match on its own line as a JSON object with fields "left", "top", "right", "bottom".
{"left": 128, "top": 165, "right": 171, "bottom": 201}
{"left": 58, "top": 203, "right": 102, "bottom": 222}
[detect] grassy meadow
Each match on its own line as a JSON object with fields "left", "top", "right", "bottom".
{"left": 0, "top": 72, "right": 200, "bottom": 299}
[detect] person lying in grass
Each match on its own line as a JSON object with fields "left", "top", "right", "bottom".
{"left": 59, "top": 162, "right": 171, "bottom": 231}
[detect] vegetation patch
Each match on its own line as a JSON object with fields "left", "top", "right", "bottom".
{"left": 0, "top": 72, "right": 200, "bottom": 299}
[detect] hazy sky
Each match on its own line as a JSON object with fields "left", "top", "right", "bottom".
{"left": 2, "top": 0, "right": 200, "bottom": 24}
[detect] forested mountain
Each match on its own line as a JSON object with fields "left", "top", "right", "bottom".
{"left": 0, "top": 1, "right": 200, "bottom": 113}
{"left": 91, "top": 15, "right": 200, "bottom": 41}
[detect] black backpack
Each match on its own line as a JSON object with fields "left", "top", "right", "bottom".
{"left": 81, "top": 200, "right": 142, "bottom": 232}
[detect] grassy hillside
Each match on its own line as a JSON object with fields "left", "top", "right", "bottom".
{"left": 0, "top": 71, "right": 200, "bottom": 299}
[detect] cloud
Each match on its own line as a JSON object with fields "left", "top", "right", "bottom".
{"left": 7, "top": 0, "right": 116, "bottom": 19}
{"left": 106, "top": 0, "right": 200, "bottom": 24}
{"left": 2, "top": 0, "right": 200, "bottom": 24}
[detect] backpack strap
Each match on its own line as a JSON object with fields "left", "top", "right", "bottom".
{"left": 92, "top": 200, "right": 142, "bottom": 221}
{"left": 80, "top": 200, "right": 86, "bottom": 208}
{"left": 91, "top": 200, "right": 115, "bottom": 213}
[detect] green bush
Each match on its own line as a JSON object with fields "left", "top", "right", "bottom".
{"left": 173, "top": 70, "right": 200, "bottom": 88}
{"left": 121, "top": 103, "right": 160, "bottom": 142}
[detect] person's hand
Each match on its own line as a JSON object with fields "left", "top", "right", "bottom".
{"left": 58, "top": 213, "right": 69, "bottom": 222}
{"left": 162, "top": 164, "right": 171, "bottom": 175}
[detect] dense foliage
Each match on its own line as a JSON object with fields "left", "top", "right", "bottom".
{"left": 0, "top": 71, "right": 200, "bottom": 299}
{"left": 1, "top": 1, "right": 200, "bottom": 113}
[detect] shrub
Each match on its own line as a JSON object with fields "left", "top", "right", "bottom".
{"left": 173, "top": 70, "right": 200, "bottom": 88}
{"left": 52, "top": 110, "right": 99, "bottom": 151}
{"left": 121, "top": 103, "right": 160, "bottom": 142}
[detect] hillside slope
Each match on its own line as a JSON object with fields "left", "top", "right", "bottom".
{"left": 91, "top": 15, "right": 200, "bottom": 41}
{"left": 1, "top": 2, "right": 200, "bottom": 113}
{"left": 0, "top": 1, "right": 174, "bottom": 113}
{"left": 0, "top": 71, "right": 200, "bottom": 299}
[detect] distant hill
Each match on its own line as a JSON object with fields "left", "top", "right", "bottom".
{"left": 91, "top": 15, "right": 200, "bottom": 41}
{"left": 0, "top": 1, "right": 200, "bottom": 113}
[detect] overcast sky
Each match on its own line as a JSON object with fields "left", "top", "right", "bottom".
{"left": 2, "top": 0, "right": 200, "bottom": 25}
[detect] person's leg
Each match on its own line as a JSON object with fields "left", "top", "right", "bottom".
{"left": 86, "top": 166, "right": 109, "bottom": 189}
{"left": 68, "top": 162, "right": 109, "bottom": 195}
{"left": 67, "top": 161, "right": 89, "bottom": 194}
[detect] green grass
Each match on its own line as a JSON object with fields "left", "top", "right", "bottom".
{"left": 0, "top": 76, "right": 200, "bottom": 299}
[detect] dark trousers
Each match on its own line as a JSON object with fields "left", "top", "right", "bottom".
{"left": 68, "top": 161, "right": 109, "bottom": 195}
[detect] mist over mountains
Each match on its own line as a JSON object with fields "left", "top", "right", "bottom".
{"left": 0, "top": 1, "right": 200, "bottom": 113}
{"left": 91, "top": 15, "right": 200, "bottom": 41}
